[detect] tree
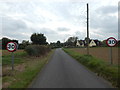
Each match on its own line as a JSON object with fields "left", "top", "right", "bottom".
{"left": 11, "top": 40, "right": 18, "bottom": 44}
{"left": 19, "top": 40, "right": 30, "bottom": 49}
{"left": 2, "top": 37, "right": 11, "bottom": 49}
{"left": 30, "top": 33, "right": 47, "bottom": 45}
{"left": 101, "top": 40, "right": 107, "bottom": 47}
{"left": 22, "top": 40, "right": 30, "bottom": 45}
{"left": 118, "top": 40, "right": 120, "bottom": 47}
{"left": 56, "top": 41, "right": 61, "bottom": 47}
{"left": 65, "top": 36, "right": 78, "bottom": 47}
{"left": 1, "top": 37, "right": 19, "bottom": 49}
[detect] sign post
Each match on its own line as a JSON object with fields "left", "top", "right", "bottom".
{"left": 106, "top": 37, "right": 117, "bottom": 64}
{"left": 109, "top": 47, "right": 113, "bottom": 64}
{"left": 12, "top": 52, "right": 14, "bottom": 70}
{"left": 6, "top": 42, "right": 17, "bottom": 70}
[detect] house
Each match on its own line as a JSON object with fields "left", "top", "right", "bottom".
{"left": 76, "top": 39, "right": 101, "bottom": 47}
{"left": 76, "top": 40, "right": 80, "bottom": 46}
{"left": 89, "top": 40, "right": 96, "bottom": 47}
{"left": 76, "top": 40, "right": 85, "bottom": 47}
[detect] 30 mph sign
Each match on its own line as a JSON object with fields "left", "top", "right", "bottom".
{"left": 6, "top": 42, "right": 17, "bottom": 52}
{"left": 106, "top": 37, "right": 117, "bottom": 47}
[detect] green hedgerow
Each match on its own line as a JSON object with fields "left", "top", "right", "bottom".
{"left": 25, "top": 45, "right": 51, "bottom": 57}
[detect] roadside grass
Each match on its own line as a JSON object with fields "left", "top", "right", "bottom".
{"left": 2, "top": 49, "right": 54, "bottom": 88}
{"left": 63, "top": 48, "right": 119, "bottom": 88}
{"left": 2, "top": 50, "right": 27, "bottom": 65}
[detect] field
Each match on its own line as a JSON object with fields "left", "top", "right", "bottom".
{"left": 2, "top": 49, "right": 54, "bottom": 88}
{"left": 2, "top": 50, "right": 25, "bottom": 56}
{"left": 2, "top": 50, "right": 27, "bottom": 65}
{"left": 69, "top": 47, "right": 119, "bottom": 65}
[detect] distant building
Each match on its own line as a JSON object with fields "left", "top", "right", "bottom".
{"left": 76, "top": 39, "right": 101, "bottom": 47}
{"left": 76, "top": 40, "right": 85, "bottom": 47}
{"left": 89, "top": 40, "right": 96, "bottom": 47}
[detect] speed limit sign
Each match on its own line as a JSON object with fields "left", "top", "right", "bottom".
{"left": 106, "top": 37, "right": 117, "bottom": 64}
{"left": 106, "top": 37, "right": 117, "bottom": 47}
{"left": 6, "top": 42, "right": 17, "bottom": 52}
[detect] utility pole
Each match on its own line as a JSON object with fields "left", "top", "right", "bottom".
{"left": 87, "top": 3, "right": 89, "bottom": 55}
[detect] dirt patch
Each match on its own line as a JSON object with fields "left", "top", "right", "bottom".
{"left": 2, "top": 66, "right": 13, "bottom": 77}
{"left": 15, "top": 63, "right": 26, "bottom": 72}
{"left": 70, "top": 47, "right": 119, "bottom": 64}
{"left": 2, "top": 82, "right": 10, "bottom": 88}
{"left": 3, "top": 63, "right": 26, "bottom": 77}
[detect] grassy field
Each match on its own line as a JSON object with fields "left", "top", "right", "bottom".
{"left": 2, "top": 49, "right": 54, "bottom": 88}
{"left": 2, "top": 50, "right": 27, "bottom": 65}
{"left": 63, "top": 48, "right": 119, "bottom": 87}
{"left": 69, "top": 47, "right": 119, "bottom": 65}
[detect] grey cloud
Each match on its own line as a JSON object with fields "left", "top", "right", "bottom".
{"left": 96, "top": 5, "right": 117, "bottom": 15}
{"left": 57, "top": 27, "right": 70, "bottom": 32}
{"left": 38, "top": 28, "right": 57, "bottom": 35}
{"left": 31, "top": 27, "right": 70, "bottom": 42}
{"left": 30, "top": 27, "right": 59, "bottom": 42}
{"left": 1, "top": 2, "right": 48, "bottom": 24}
{"left": 2, "top": 16, "right": 30, "bottom": 42}
{"left": 3, "top": 32, "right": 31, "bottom": 43}
{"left": 91, "top": 15, "right": 117, "bottom": 33}
{"left": 2, "top": 16, "right": 27, "bottom": 33}
{"left": 75, "top": 31, "right": 86, "bottom": 40}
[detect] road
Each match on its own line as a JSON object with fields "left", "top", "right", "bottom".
{"left": 29, "top": 48, "right": 113, "bottom": 88}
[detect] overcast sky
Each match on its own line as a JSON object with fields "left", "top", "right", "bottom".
{"left": 0, "top": 0, "right": 119, "bottom": 43}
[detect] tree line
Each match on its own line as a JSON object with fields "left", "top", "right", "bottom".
{"left": 1, "top": 33, "right": 48, "bottom": 49}
{"left": 1, "top": 33, "right": 120, "bottom": 50}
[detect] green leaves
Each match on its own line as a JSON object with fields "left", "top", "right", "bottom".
{"left": 30, "top": 33, "right": 47, "bottom": 45}
{"left": 25, "top": 45, "right": 51, "bottom": 57}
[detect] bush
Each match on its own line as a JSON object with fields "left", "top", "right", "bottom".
{"left": 25, "top": 45, "right": 51, "bottom": 57}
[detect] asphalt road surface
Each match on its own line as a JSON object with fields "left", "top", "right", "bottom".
{"left": 29, "top": 48, "right": 113, "bottom": 88}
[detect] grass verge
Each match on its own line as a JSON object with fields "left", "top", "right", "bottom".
{"left": 63, "top": 48, "right": 119, "bottom": 88}
{"left": 2, "top": 49, "right": 54, "bottom": 88}
{"left": 2, "top": 50, "right": 27, "bottom": 65}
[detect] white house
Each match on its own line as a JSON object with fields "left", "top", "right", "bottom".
{"left": 76, "top": 40, "right": 80, "bottom": 46}
{"left": 76, "top": 39, "right": 100, "bottom": 47}
{"left": 76, "top": 40, "right": 84, "bottom": 47}
{"left": 89, "top": 40, "right": 97, "bottom": 47}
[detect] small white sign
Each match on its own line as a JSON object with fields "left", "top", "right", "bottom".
{"left": 106, "top": 37, "right": 117, "bottom": 47}
{"left": 6, "top": 42, "right": 17, "bottom": 52}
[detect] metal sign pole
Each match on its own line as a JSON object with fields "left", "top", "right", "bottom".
{"left": 106, "top": 37, "right": 117, "bottom": 65}
{"left": 12, "top": 52, "right": 14, "bottom": 70}
{"left": 110, "top": 47, "right": 113, "bottom": 64}
{"left": 7, "top": 42, "right": 17, "bottom": 71}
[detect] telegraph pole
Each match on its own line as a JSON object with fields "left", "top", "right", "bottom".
{"left": 87, "top": 3, "right": 89, "bottom": 55}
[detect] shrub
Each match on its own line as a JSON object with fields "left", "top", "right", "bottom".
{"left": 25, "top": 45, "right": 51, "bottom": 57}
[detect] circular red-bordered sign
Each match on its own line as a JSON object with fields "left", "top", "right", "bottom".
{"left": 106, "top": 37, "right": 117, "bottom": 47}
{"left": 6, "top": 42, "right": 17, "bottom": 52}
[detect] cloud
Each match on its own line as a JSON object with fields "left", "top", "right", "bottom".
{"left": 2, "top": 16, "right": 27, "bottom": 32}
{"left": 75, "top": 31, "right": 86, "bottom": 40}
{"left": 97, "top": 6, "right": 117, "bottom": 15}
{"left": 2, "top": 16, "right": 31, "bottom": 42}
{"left": 90, "top": 5, "right": 118, "bottom": 37}
{"left": 1, "top": 1, "right": 118, "bottom": 43}
{"left": 91, "top": 15, "right": 118, "bottom": 33}
{"left": 57, "top": 27, "right": 70, "bottom": 32}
